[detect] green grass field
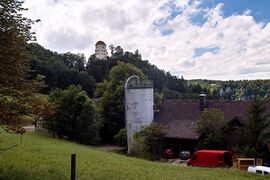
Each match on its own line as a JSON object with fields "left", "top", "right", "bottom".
{"left": 188, "top": 79, "right": 221, "bottom": 93}
{"left": 0, "top": 129, "right": 267, "bottom": 180}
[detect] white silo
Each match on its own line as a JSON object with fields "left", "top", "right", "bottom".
{"left": 125, "top": 76, "right": 154, "bottom": 153}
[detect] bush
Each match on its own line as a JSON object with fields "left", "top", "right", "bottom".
{"left": 132, "top": 123, "right": 166, "bottom": 160}
{"left": 241, "top": 146, "right": 260, "bottom": 158}
{"left": 130, "top": 140, "right": 152, "bottom": 160}
{"left": 114, "top": 128, "right": 127, "bottom": 147}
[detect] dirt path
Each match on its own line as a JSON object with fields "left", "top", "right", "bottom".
{"left": 96, "top": 145, "right": 125, "bottom": 152}
{"left": 23, "top": 125, "right": 35, "bottom": 132}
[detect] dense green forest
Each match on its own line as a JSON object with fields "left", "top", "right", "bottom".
{"left": 26, "top": 43, "right": 270, "bottom": 144}
{"left": 28, "top": 43, "right": 191, "bottom": 99}
{"left": 28, "top": 43, "right": 95, "bottom": 96}
{"left": 189, "top": 79, "right": 270, "bottom": 100}
{"left": 28, "top": 43, "right": 270, "bottom": 101}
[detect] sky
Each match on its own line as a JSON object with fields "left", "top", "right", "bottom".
{"left": 23, "top": 0, "right": 270, "bottom": 80}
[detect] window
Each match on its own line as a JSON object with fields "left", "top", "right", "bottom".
{"left": 191, "top": 155, "right": 197, "bottom": 160}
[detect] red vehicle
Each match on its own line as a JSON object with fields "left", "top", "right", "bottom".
{"left": 187, "top": 150, "right": 232, "bottom": 167}
{"left": 164, "top": 147, "right": 176, "bottom": 158}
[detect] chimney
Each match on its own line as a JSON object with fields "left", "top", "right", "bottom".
{"left": 199, "top": 93, "right": 207, "bottom": 111}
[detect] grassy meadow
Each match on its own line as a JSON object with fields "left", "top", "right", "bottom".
{"left": 0, "top": 129, "right": 267, "bottom": 180}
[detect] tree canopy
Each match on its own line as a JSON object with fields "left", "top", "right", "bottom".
{"left": 0, "top": 0, "right": 53, "bottom": 134}
{"left": 28, "top": 43, "right": 95, "bottom": 96}
{"left": 133, "top": 123, "right": 166, "bottom": 160}
{"left": 27, "top": 43, "right": 270, "bottom": 102}
{"left": 97, "top": 62, "right": 146, "bottom": 142}
{"left": 86, "top": 46, "right": 189, "bottom": 93}
{"left": 189, "top": 79, "right": 270, "bottom": 100}
{"left": 196, "top": 108, "right": 226, "bottom": 149}
{"left": 45, "top": 85, "right": 101, "bottom": 145}
{"left": 239, "top": 99, "right": 270, "bottom": 157}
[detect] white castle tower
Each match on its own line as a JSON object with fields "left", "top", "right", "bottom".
{"left": 95, "top": 41, "right": 108, "bottom": 59}
{"left": 125, "top": 76, "right": 154, "bottom": 153}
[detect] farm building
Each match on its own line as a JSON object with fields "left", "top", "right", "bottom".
{"left": 155, "top": 95, "right": 270, "bottom": 157}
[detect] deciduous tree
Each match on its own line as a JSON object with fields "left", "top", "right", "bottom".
{"left": 97, "top": 62, "right": 145, "bottom": 142}
{"left": 196, "top": 108, "right": 226, "bottom": 149}
{"left": 45, "top": 85, "right": 101, "bottom": 145}
{"left": 0, "top": 0, "right": 53, "bottom": 134}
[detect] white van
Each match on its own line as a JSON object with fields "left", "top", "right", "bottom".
{"left": 248, "top": 166, "right": 270, "bottom": 175}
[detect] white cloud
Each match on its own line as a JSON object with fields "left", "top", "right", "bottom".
{"left": 243, "top": 9, "right": 252, "bottom": 16}
{"left": 23, "top": 0, "right": 270, "bottom": 80}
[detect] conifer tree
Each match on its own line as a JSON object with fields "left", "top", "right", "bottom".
{"left": 240, "top": 98, "right": 270, "bottom": 156}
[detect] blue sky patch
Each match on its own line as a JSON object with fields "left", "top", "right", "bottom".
{"left": 161, "top": 29, "right": 175, "bottom": 36}
{"left": 154, "top": 2, "right": 183, "bottom": 27}
{"left": 186, "top": 0, "right": 270, "bottom": 26}
{"left": 159, "top": 0, "right": 183, "bottom": 22}
{"left": 199, "top": 0, "right": 270, "bottom": 23}
{"left": 154, "top": 0, "right": 183, "bottom": 35}
{"left": 189, "top": 10, "right": 208, "bottom": 26}
{"left": 194, "top": 47, "right": 220, "bottom": 57}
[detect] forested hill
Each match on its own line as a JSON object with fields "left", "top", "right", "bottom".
{"left": 28, "top": 43, "right": 270, "bottom": 100}
{"left": 189, "top": 79, "right": 270, "bottom": 100}
{"left": 28, "top": 43, "right": 95, "bottom": 96}
{"left": 27, "top": 43, "right": 191, "bottom": 98}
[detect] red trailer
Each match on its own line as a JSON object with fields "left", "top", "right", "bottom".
{"left": 187, "top": 150, "right": 232, "bottom": 167}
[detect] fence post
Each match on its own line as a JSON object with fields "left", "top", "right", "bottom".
{"left": 71, "top": 154, "right": 76, "bottom": 180}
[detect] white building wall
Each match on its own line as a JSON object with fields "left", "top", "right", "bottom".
{"left": 95, "top": 44, "right": 108, "bottom": 59}
{"left": 126, "top": 88, "right": 154, "bottom": 153}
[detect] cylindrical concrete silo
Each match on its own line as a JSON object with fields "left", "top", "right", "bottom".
{"left": 125, "top": 76, "right": 154, "bottom": 153}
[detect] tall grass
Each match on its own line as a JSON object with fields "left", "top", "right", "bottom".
{"left": 0, "top": 129, "right": 267, "bottom": 179}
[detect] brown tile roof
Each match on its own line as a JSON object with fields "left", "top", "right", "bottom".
{"left": 95, "top": 41, "right": 106, "bottom": 45}
{"left": 155, "top": 99, "right": 270, "bottom": 140}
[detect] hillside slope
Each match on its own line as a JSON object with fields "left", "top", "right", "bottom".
{"left": 0, "top": 130, "right": 266, "bottom": 180}
{"left": 188, "top": 79, "right": 270, "bottom": 100}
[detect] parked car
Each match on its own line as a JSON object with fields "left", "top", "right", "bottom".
{"left": 248, "top": 166, "right": 270, "bottom": 175}
{"left": 164, "top": 147, "right": 176, "bottom": 159}
{"left": 180, "top": 151, "right": 190, "bottom": 160}
{"left": 187, "top": 150, "right": 232, "bottom": 167}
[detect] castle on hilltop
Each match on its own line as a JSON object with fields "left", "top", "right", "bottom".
{"left": 95, "top": 41, "right": 108, "bottom": 59}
